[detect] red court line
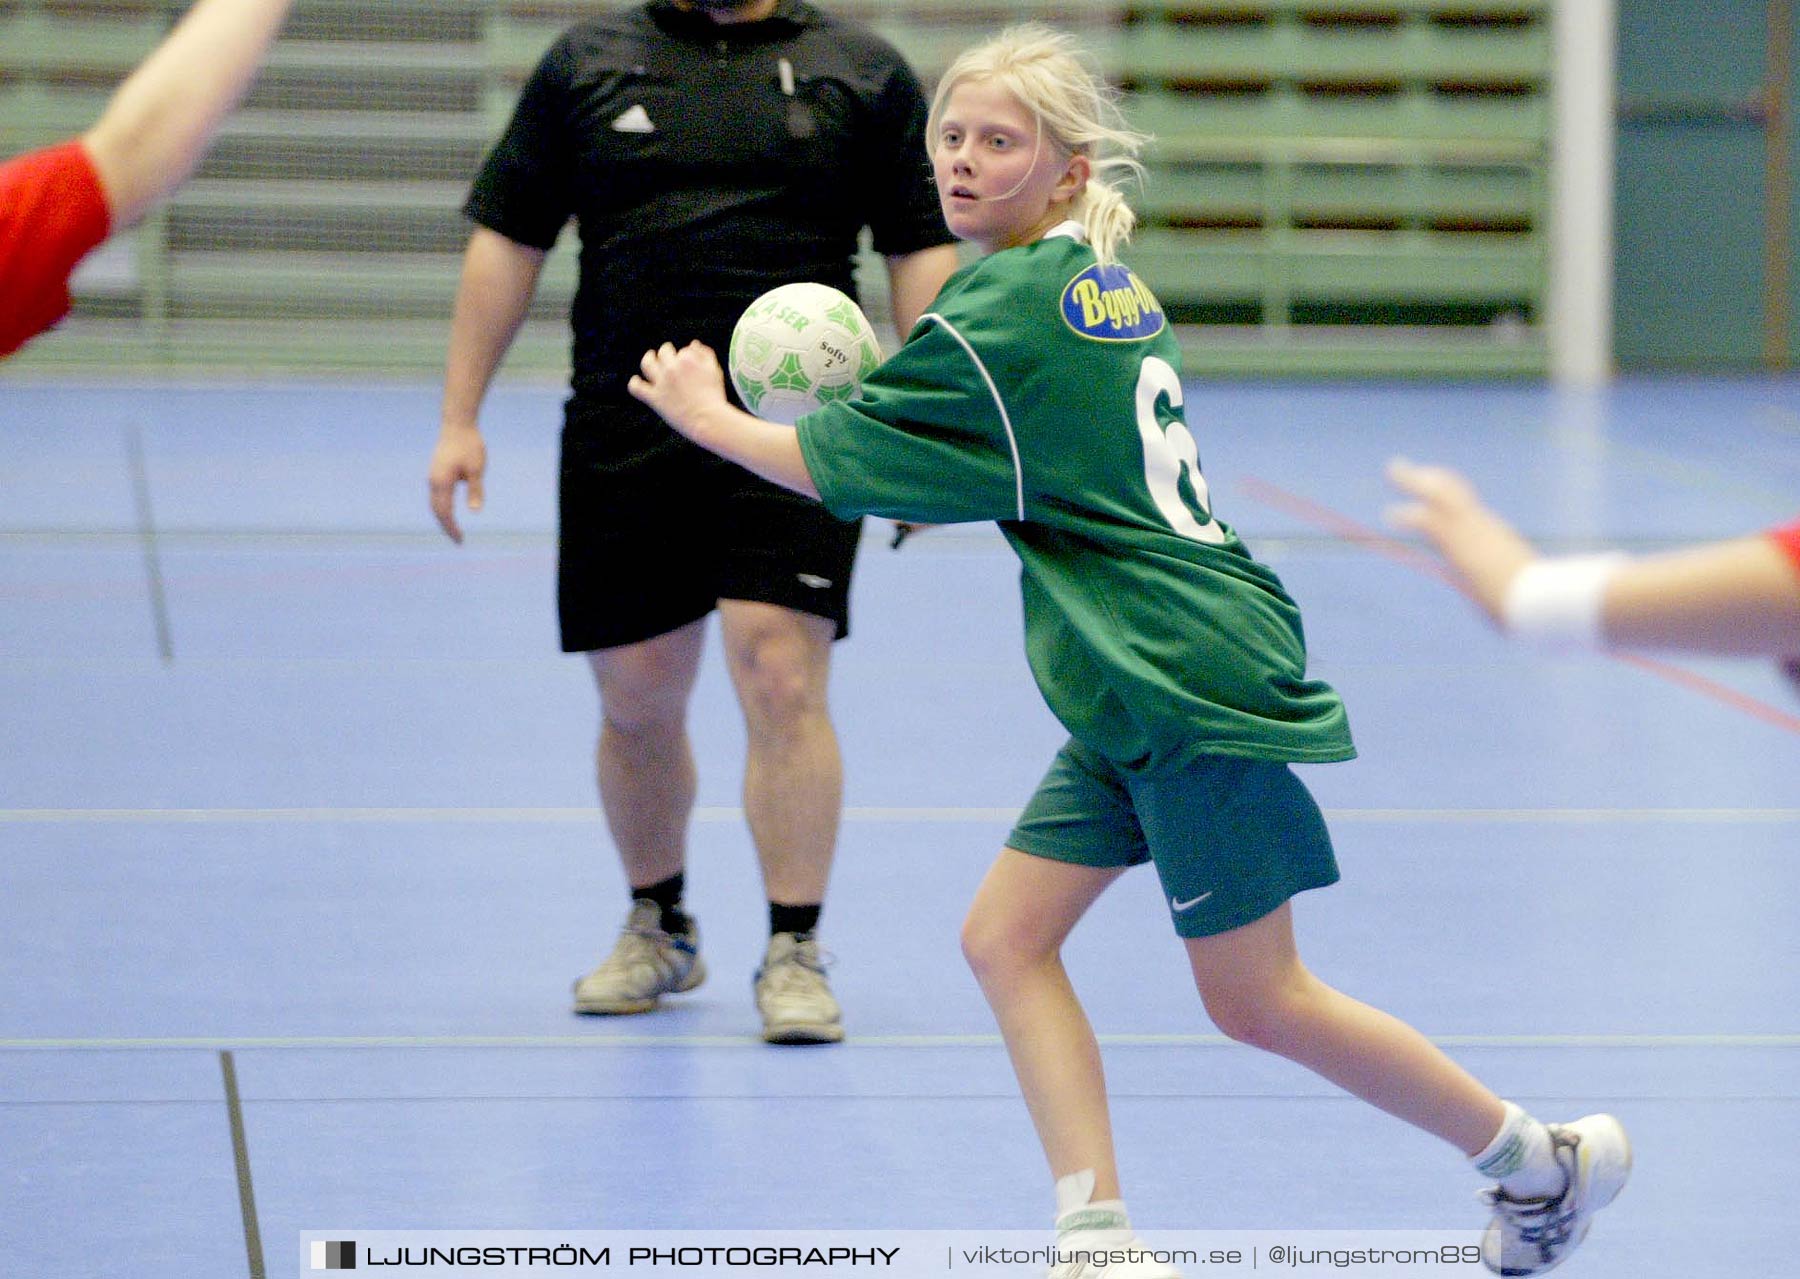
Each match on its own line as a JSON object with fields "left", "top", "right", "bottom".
{"left": 1611, "top": 651, "right": 1800, "bottom": 735}
{"left": 1237, "top": 474, "right": 1800, "bottom": 737}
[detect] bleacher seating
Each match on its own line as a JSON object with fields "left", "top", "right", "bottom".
{"left": 2, "top": 0, "right": 1551, "bottom": 377}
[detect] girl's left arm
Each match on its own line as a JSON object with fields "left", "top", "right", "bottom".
{"left": 885, "top": 245, "right": 961, "bottom": 337}
{"left": 628, "top": 341, "right": 820, "bottom": 499}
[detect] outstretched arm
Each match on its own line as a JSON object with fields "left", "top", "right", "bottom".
{"left": 81, "top": 0, "right": 296, "bottom": 228}
{"left": 1387, "top": 458, "right": 1800, "bottom": 656}
{"left": 1601, "top": 535, "right": 1800, "bottom": 653}
{"left": 629, "top": 341, "right": 820, "bottom": 500}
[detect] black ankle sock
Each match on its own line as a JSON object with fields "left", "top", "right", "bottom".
{"left": 769, "top": 901, "right": 821, "bottom": 939}
{"left": 634, "top": 873, "right": 689, "bottom": 934}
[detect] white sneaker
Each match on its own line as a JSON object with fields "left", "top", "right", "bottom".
{"left": 572, "top": 899, "right": 705, "bottom": 1014}
{"left": 753, "top": 932, "right": 843, "bottom": 1043}
{"left": 1481, "top": 1113, "right": 1631, "bottom": 1275}
{"left": 1047, "top": 1210, "right": 1183, "bottom": 1279}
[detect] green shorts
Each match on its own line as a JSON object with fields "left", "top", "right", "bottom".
{"left": 1007, "top": 738, "right": 1341, "bottom": 938}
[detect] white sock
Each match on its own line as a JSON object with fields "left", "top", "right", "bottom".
{"left": 1471, "top": 1101, "right": 1563, "bottom": 1199}
{"left": 1053, "top": 1169, "right": 1131, "bottom": 1233}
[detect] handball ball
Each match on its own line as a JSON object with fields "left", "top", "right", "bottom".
{"left": 728, "top": 283, "right": 883, "bottom": 425}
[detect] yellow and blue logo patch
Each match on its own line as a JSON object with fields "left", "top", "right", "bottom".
{"left": 1059, "top": 263, "right": 1166, "bottom": 341}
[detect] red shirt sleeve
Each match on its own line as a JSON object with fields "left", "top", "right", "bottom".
{"left": 1769, "top": 518, "right": 1800, "bottom": 575}
{"left": 0, "top": 140, "right": 113, "bottom": 359}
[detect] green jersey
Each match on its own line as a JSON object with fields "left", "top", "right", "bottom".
{"left": 796, "top": 224, "right": 1354, "bottom": 774}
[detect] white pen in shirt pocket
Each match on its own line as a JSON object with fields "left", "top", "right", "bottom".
{"left": 778, "top": 57, "right": 795, "bottom": 96}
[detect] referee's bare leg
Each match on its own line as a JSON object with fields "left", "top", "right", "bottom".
{"left": 719, "top": 598, "right": 846, "bottom": 1042}
{"left": 573, "top": 621, "right": 709, "bottom": 1016}
{"left": 588, "top": 619, "right": 707, "bottom": 894}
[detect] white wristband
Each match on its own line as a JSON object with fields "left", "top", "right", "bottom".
{"left": 1502, "top": 554, "right": 1628, "bottom": 650}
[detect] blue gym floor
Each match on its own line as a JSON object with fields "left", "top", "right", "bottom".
{"left": 1, "top": 377, "right": 1795, "bottom": 1277}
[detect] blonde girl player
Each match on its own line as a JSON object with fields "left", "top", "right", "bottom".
{"left": 629, "top": 25, "right": 1629, "bottom": 1278}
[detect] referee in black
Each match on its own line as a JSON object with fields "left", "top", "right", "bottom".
{"left": 427, "top": 0, "right": 958, "bottom": 1043}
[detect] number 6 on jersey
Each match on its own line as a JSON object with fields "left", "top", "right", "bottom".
{"left": 1137, "top": 356, "right": 1225, "bottom": 544}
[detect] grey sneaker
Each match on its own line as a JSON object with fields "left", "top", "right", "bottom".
{"left": 572, "top": 899, "right": 705, "bottom": 1015}
{"left": 1481, "top": 1114, "right": 1631, "bottom": 1275}
{"left": 753, "top": 932, "right": 843, "bottom": 1044}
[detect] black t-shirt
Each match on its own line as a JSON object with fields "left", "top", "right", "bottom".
{"left": 466, "top": 0, "right": 952, "bottom": 404}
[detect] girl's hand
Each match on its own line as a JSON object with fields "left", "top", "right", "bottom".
{"left": 628, "top": 341, "right": 729, "bottom": 441}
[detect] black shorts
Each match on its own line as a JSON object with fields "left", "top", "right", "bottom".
{"left": 557, "top": 402, "right": 862, "bottom": 653}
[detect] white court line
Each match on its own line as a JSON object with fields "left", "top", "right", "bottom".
{"left": 1328, "top": 809, "right": 1800, "bottom": 824}
{"left": 1, "top": 806, "right": 1796, "bottom": 824}
{"left": 1, "top": 1033, "right": 1797, "bottom": 1051}
{"left": 0, "top": 806, "right": 1014, "bottom": 824}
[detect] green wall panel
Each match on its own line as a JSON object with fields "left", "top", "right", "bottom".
{"left": 1614, "top": 0, "right": 1779, "bottom": 369}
